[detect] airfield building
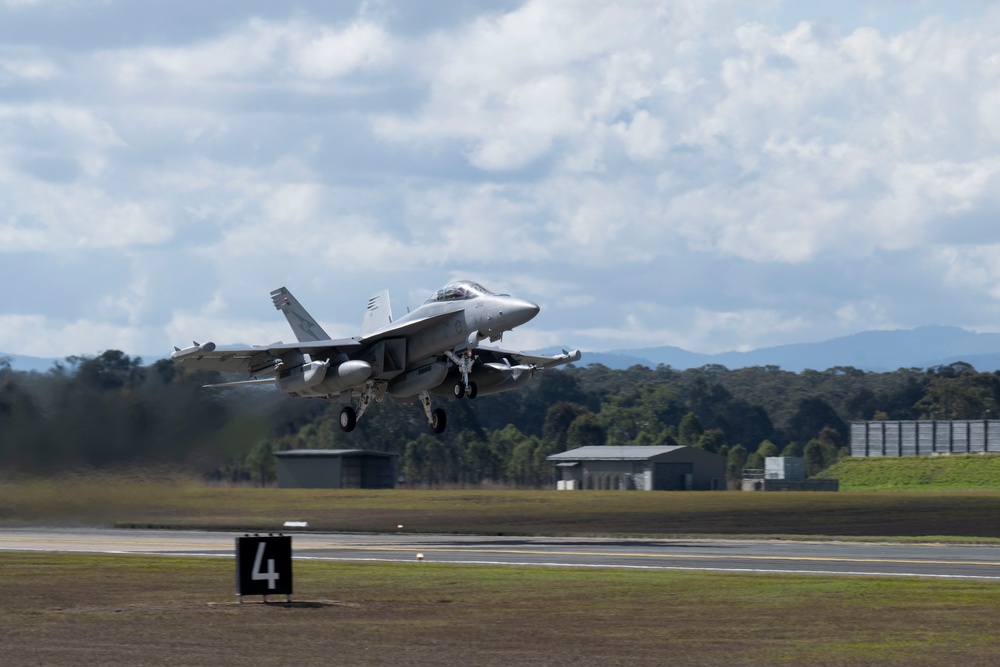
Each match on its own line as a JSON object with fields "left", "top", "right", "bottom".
{"left": 547, "top": 445, "right": 725, "bottom": 491}
{"left": 274, "top": 449, "right": 396, "bottom": 489}
{"left": 850, "top": 420, "right": 1000, "bottom": 457}
{"left": 742, "top": 456, "right": 838, "bottom": 491}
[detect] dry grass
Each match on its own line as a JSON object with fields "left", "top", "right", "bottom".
{"left": 2, "top": 552, "right": 999, "bottom": 666}
{"left": 5, "top": 476, "right": 1000, "bottom": 540}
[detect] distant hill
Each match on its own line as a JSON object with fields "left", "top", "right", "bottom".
{"left": 6, "top": 325, "right": 1000, "bottom": 374}
{"left": 1, "top": 353, "right": 62, "bottom": 373}
{"left": 591, "top": 325, "right": 1000, "bottom": 372}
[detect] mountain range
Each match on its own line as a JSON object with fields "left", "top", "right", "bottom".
{"left": 558, "top": 325, "right": 1000, "bottom": 372}
{"left": 5, "top": 325, "right": 1000, "bottom": 374}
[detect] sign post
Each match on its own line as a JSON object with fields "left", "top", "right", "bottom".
{"left": 236, "top": 534, "right": 293, "bottom": 603}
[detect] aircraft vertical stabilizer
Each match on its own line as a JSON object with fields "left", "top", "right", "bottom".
{"left": 271, "top": 287, "right": 331, "bottom": 342}
{"left": 361, "top": 289, "right": 393, "bottom": 337}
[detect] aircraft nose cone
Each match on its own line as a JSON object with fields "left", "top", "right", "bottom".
{"left": 507, "top": 299, "right": 540, "bottom": 327}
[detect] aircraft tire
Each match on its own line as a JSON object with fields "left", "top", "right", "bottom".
{"left": 431, "top": 408, "right": 447, "bottom": 433}
{"left": 339, "top": 406, "right": 357, "bottom": 432}
{"left": 453, "top": 382, "right": 464, "bottom": 399}
{"left": 466, "top": 382, "right": 478, "bottom": 399}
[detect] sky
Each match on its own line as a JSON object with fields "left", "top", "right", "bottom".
{"left": 3, "top": 0, "right": 1000, "bottom": 361}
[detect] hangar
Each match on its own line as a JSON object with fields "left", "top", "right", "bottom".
{"left": 274, "top": 449, "right": 396, "bottom": 489}
{"left": 547, "top": 445, "right": 725, "bottom": 491}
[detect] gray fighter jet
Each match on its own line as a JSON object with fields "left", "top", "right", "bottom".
{"left": 171, "top": 280, "right": 581, "bottom": 433}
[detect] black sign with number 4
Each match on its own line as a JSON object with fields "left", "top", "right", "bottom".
{"left": 236, "top": 535, "right": 293, "bottom": 597}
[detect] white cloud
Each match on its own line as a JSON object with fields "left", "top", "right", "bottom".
{"left": 613, "top": 110, "right": 667, "bottom": 162}
{"left": 0, "top": 184, "right": 170, "bottom": 252}
{"left": 97, "top": 272, "right": 149, "bottom": 326}
{"left": 407, "top": 184, "right": 552, "bottom": 262}
{"left": 368, "top": 0, "right": 1000, "bottom": 291}
{"left": 936, "top": 245, "right": 1000, "bottom": 300}
{"left": 0, "top": 55, "right": 58, "bottom": 83}
{"left": 577, "top": 304, "right": 811, "bottom": 353}
{"left": 0, "top": 314, "right": 153, "bottom": 358}
{"left": 0, "top": 104, "right": 124, "bottom": 153}
{"left": 166, "top": 312, "right": 289, "bottom": 352}
{"left": 6, "top": 1, "right": 1000, "bottom": 358}
{"left": 105, "top": 17, "right": 395, "bottom": 88}
{"left": 373, "top": 0, "right": 728, "bottom": 170}
{"left": 288, "top": 20, "right": 395, "bottom": 79}
{"left": 836, "top": 301, "right": 891, "bottom": 331}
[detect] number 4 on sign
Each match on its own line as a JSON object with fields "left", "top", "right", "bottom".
{"left": 252, "top": 541, "right": 280, "bottom": 589}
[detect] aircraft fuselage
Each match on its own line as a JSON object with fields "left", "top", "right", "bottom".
{"left": 171, "top": 279, "right": 574, "bottom": 434}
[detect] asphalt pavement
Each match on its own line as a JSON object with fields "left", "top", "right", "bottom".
{"left": 4, "top": 527, "right": 1000, "bottom": 579}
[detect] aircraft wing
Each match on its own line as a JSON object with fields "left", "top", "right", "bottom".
{"left": 171, "top": 338, "right": 363, "bottom": 376}
{"left": 473, "top": 346, "right": 582, "bottom": 370}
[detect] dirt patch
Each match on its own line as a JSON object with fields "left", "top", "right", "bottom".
{"left": 3, "top": 553, "right": 1000, "bottom": 666}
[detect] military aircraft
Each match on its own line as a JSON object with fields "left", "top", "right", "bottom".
{"left": 171, "top": 280, "right": 581, "bottom": 433}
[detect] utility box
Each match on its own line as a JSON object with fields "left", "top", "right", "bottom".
{"left": 765, "top": 457, "right": 806, "bottom": 481}
{"left": 748, "top": 457, "right": 837, "bottom": 491}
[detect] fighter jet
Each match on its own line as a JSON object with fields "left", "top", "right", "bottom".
{"left": 171, "top": 280, "right": 581, "bottom": 433}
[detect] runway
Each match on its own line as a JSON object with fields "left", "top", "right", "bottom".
{"left": 3, "top": 527, "right": 1000, "bottom": 580}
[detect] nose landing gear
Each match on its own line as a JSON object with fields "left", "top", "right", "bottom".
{"left": 445, "top": 349, "right": 478, "bottom": 400}
{"left": 453, "top": 380, "right": 478, "bottom": 399}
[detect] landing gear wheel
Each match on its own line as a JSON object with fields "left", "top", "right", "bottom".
{"left": 453, "top": 382, "right": 465, "bottom": 399}
{"left": 339, "top": 406, "right": 357, "bottom": 432}
{"left": 431, "top": 408, "right": 447, "bottom": 434}
{"left": 465, "top": 381, "right": 478, "bottom": 399}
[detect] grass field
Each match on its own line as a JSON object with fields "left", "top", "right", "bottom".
{"left": 5, "top": 473, "right": 1000, "bottom": 540}
{"left": 827, "top": 454, "right": 1000, "bottom": 491}
{"left": 2, "top": 552, "right": 1000, "bottom": 666}
{"left": 6, "top": 476, "right": 1000, "bottom": 665}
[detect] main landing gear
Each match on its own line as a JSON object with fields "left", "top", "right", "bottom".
{"left": 339, "top": 406, "right": 357, "bottom": 432}
{"left": 337, "top": 387, "right": 447, "bottom": 435}
{"left": 336, "top": 360, "right": 476, "bottom": 435}
{"left": 337, "top": 382, "right": 383, "bottom": 433}
{"left": 420, "top": 391, "right": 447, "bottom": 434}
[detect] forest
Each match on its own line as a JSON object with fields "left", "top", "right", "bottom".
{"left": 1, "top": 350, "right": 998, "bottom": 487}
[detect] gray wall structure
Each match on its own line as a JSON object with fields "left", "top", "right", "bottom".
{"left": 851, "top": 420, "right": 1000, "bottom": 457}
{"left": 743, "top": 456, "right": 838, "bottom": 491}
{"left": 547, "top": 446, "right": 725, "bottom": 491}
{"left": 275, "top": 449, "right": 396, "bottom": 489}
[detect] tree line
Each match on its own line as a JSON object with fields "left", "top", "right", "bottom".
{"left": 2, "top": 352, "right": 997, "bottom": 486}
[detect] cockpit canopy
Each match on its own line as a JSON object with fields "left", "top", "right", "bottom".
{"left": 425, "top": 280, "right": 495, "bottom": 303}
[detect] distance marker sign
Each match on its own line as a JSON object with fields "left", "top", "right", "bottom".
{"left": 236, "top": 535, "right": 293, "bottom": 598}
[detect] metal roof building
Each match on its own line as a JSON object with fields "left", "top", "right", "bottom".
{"left": 274, "top": 449, "right": 396, "bottom": 489}
{"left": 547, "top": 445, "right": 725, "bottom": 491}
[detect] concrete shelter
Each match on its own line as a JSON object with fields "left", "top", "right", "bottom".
{"left": 275, "top": 449, "right": 396, "bottom": 489}
{"left": 547, "top": 445, "right": 725, "bottom": 491}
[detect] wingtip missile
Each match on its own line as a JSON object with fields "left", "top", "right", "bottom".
{"left": 171, "top": 341, "right": 217, "bottom": 359}
{"left": 557, "top": 349, "right": 582, "bottom": 363}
